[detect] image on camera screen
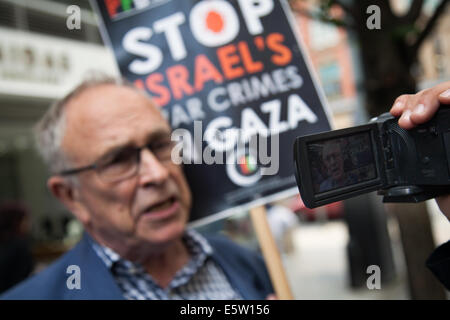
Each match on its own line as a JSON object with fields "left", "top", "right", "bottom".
{"left": 307, "top": 132, "right": 377, "bottom": 194}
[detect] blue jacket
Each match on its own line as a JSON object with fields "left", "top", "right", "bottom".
{"left": 1, "top": 233, "right": 273, "bottom": 300}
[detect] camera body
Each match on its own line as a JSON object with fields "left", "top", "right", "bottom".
{"left": 293, "top": 105, "right": 450, "bottom": 209}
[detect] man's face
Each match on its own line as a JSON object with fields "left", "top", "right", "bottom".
{"left": 322, "top": 143, "right": 344, "bottom": 181}
{"left": 61, "top": 84, "right": 191, "bottom": 256}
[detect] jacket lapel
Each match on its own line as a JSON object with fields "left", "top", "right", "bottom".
{"left": 65, "top": 233, "right": 124, "bottom": 300}
{"left": 209, "top": 249, "right": 264, "bottom": 300}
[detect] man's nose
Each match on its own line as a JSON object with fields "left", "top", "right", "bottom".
{"left": 138, "top": 148, "right": 169, "bottom": 186}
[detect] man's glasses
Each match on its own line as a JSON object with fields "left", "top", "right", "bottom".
{"left": 59, "top": 139, "right": 174, "bottom": 183}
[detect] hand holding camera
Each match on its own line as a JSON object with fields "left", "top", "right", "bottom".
{"left": 390, "top": 81, "right": 450, "bottom": 219}
{"left": 294, "top": 82, "right": 450, "bottom": 213}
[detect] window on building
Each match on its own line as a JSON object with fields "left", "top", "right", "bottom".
{"left": 433, "top": 38, "right": 445, "bottom": 77}
{"left": 309, "top": 20, "right": 339, "bottom": 51}
{"left": 0, "top": 0, "right": 102, "bottom": 44}
{"left": 318, "top": 62, "right": 342, "bottom": 100}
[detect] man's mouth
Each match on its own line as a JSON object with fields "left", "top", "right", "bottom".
{"left": 149, "top": 197, "right": 175, "bottom": 211}
{"left": 141, "top": 196, "right": 179, "bottom": 219}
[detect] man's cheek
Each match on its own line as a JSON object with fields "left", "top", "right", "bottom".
{"left": 172, "top": 171, "right": 191, "bottom": 209}
{"left": 116, "top": 177, "right": 139, "bottom": 195}
{"left": 114, "top": 179, "right": 140, "bottom": 209}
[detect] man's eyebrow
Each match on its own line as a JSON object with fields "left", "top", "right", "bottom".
{"left": 145, "top": 129, "right": 172, "bottom": 142}
{"left": 100, "top": 128, "right": 171, "bottom": 160}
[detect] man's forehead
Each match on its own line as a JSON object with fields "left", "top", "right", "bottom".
{"left": 67, "top": 84, "right": 164, "bottom": 123}
{"left": 323, "top": 143, "right": 340, "bottom": 153}
{"left": 68, "top": 84, "right": 154, "bottom": 111}
{"left": 62, "top": 84, "right": 170, "bottom": 159}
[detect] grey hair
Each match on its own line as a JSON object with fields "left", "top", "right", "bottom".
{"left": 34, "top": 72, "right": 138, "bottom": 175}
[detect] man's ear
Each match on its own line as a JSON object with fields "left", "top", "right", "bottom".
{"left": 47, "top": 176, "right": 91, "bottom": 226}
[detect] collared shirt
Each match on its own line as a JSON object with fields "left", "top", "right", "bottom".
{"left": 90, "top": 230, "right": 243, "bottom": 300}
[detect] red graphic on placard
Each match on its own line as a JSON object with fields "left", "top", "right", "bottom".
{"left": 206, "top": 11, "right": 224, "bottom": 33}
{"left": 104, "top": 0, "right": 120, "bottom": 18}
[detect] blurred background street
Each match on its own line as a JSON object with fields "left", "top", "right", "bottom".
{"left": 282, "top": 200, "right": 449, "bottom": 299}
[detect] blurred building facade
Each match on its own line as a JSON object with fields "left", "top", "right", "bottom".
{"left": 390, "top": 0, "right": 450, "bottom": 87}
{"left": 292, "top": 6, "right": 358, "bottom": 129}
{"left": 292, "top": 0, "right": 450, "bottom": 128}
{"left": 0, "top": 0, "right": 117, "bottom": 242}
{"left": 417, "top": 3, "right": 450, "bottom": 87}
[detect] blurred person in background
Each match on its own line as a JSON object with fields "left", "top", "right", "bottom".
{"left": 266, "top": 203, "right": 299, "bottom": 255}
{"left": 0, "top": 201, "right": 34, "bottom": 294}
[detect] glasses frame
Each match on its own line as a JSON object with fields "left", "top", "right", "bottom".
{"left": 58, "top": 141, "right": 172, "bottom": 183}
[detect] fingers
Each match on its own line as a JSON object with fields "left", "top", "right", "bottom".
{"left": 265, "top": 294, "right": 278, "bottom": 300}
{"left": 390, "top": 95, "right": 409, "bottom": 116}
{"left": 439, "top": 88, "right": 450, "bottom": 104}
{"left": 390, "top": 94, "right": 417, "bottom": 130}
{"left": 390, "top": 81, "right": 450, "bottom": 130}
{"left": 408, "top": 89, "right": 441, "bottom": 126}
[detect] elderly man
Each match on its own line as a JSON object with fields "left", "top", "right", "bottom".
{"left": 318, "top": 139, "right": 358, "bottom": 193}
{"left": 1, "top": 76, "right": 274, "bottom": 300}
{"left": 319, "top": 141, "right": 346, "bottom": 192}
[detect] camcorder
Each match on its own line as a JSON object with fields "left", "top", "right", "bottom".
{"left": 294, "top": 104, "right": 450, "bottom": 209}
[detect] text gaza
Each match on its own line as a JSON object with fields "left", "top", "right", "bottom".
{"left": 122, "top": 0, "right": 276, "bottom": 75}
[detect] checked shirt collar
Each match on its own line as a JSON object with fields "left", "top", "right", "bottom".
{"left": 90, "top": 229, "right": 214, "bottom": 291}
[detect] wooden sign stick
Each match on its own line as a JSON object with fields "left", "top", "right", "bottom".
{"left": 249, "top": 205, "right": 294, "bottom": 300}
